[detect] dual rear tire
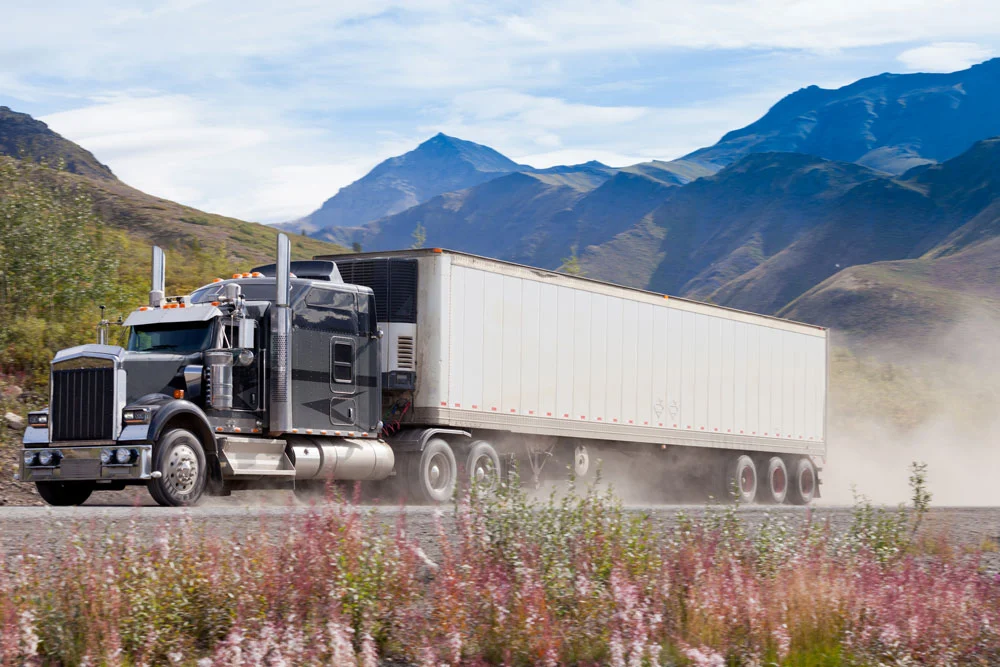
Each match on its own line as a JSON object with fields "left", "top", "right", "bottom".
{"left": 724, "top": 454, "right": 816, "bottom": 505}
{"left": 405, "top": 437, "right": 503, "bottom": 503}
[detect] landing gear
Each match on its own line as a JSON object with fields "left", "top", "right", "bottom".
{"left": 407, "top": 437, "right": 457, "bottom": 503}
{"left": 148, "top": 428, "right": 207, "bottom": 507}
{"left": 788, "top": 457, "right": 817, "bottom": 505}
{"left": 35, "top": 481, "right": 93, "bottom": 506}
{"left": 760, "top": 456, "right": 789, "bottom": 504}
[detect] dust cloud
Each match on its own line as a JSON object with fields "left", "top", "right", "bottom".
{"left": 821, "top": 313, "right": 1000, "bottom": 506}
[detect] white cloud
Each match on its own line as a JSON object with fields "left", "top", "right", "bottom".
{"left": 4, "top": 2, "right": 999, "bottom": 222}
{"left": 897, "top": 41, "right": 996, "bottom": 72}
{"left": 41, "top": 95, "right": 373, "bottom": 222}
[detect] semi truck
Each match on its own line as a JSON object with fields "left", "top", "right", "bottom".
{"left": 17, "top": 236, "right": 827, "bottom": 506}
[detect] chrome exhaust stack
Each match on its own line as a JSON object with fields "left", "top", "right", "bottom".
{"left": 149, "top": 246, "right": 166, "bottom": 307}
{"left": 270, "top": 234, "right": 293, "bottom": 435}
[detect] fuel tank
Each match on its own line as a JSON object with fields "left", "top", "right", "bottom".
{"left": 290, "top": 437, "right": 394, "bottom": 481}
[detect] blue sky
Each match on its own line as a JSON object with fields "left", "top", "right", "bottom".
{"left": 2, "top": 1, "right": 999, "bottom": 223}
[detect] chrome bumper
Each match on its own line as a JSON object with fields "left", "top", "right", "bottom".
{"left": 18, "top": 444, "right": 153, "bottom": 483}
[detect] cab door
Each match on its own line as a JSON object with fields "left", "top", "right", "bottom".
{"left": 329, "top": 337, "right": 357, "bottom": 426}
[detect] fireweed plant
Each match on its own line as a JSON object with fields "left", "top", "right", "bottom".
{"left": 1, "top": 462, "right": 998, "bottom": 666}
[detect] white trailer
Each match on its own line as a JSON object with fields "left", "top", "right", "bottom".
{"left": 323, "top": 249, "right": 828, "bottom": 505}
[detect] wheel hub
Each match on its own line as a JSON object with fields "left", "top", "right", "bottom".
{"left": 166, "top": 444, "right": 199, "bottom": 495}
{"left": 773, "top": 467, "right": 786, "bottom": 494}
{"left": 427, "top": 453, "right": 450, "bottom": 492}
{"left": 574, "top": 445, "right": 589, "bottom": 477}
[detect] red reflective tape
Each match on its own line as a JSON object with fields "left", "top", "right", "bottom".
{"left": 546, "top": 412, "right": 552, "bottom": 416}
{"left": 510, "top": 408, "right": 516, "bottom": 413}
{"left": 491, "top": 407, "right": 497, "bottom": 412}
{"left": 472, "top": 404, "right": 478, "bottom": 409}
{"left": 597, "top": 417, "right": 603, "bottom": 421}
{"left": 454, "top": 403, "right": 461, "bottom": 408}
{"left": 440, "top": 401, "right": 447, "bottom": 406}
{"left": 580, "top": 415, "right": 586, "bottom": 420}
{"left": 528, "top": 410, "right": 535, "bottom": 415}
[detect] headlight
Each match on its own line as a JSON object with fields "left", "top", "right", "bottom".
{"left": 37, "top": 450, "right": 54, "bottom": 466}
{"left": 115, "top": 448, "right": 133, "bottom": 464}
{"left": 100, "top": 449, "right": 114, "bottom": 464}
{"left": 23, "top": 451, "right": 37, "bottom": 466}
{"left": 27, "top": 412, "right": 48, "bottom": 427}
{"left": 122, "top": 408, "right": 151, "bottom": 424}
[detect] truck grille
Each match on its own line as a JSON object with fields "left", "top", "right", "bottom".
{"left": 51, "top": 368, "right": 115, "bottom": 441}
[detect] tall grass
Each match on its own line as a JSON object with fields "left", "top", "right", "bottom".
{"left": 0, "top": 472, "right": 997, "bottom": 665}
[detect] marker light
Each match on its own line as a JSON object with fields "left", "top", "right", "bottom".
{"left": 27, "top": 412, "right": 47, "bottom": 427}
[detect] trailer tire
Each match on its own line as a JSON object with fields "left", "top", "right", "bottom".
{"left": 148, "top": 428, "right": 207, "bottom": 507}
{"left": 788, "top": 457, "right": 817, "bottom": 506}
{"left": 465, "top": 441, "right": 501, "bottom": 493}
{"left": 760, "top": 456, "right": 789, "bottom": 504}
{"left": 407, "top": 438, "right": 457, "bottom": 504}
{"left": 35, "top": 481, "right": 93, "bottom": 506}
{"left": 725, "top": 454, "right": 758, "bottom": 504}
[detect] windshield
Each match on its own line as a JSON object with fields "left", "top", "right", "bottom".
{"left": 127, "top": 321, "right": 215, "bottom": 354}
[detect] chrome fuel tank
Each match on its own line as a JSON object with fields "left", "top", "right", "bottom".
{"left": 291, "top": 437, "right": 394, "bottom": 481}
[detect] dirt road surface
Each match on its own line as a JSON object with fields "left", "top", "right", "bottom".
{"left": 1, "top": 492, "right": 998, "bottom": 574}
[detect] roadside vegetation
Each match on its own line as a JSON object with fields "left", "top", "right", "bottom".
{"left": 1, "top": 465, "right": 997, "bottom": 666}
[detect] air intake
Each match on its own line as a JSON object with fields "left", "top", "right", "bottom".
{"left": 396, "top": 336, "right": 415, "bottom": 370}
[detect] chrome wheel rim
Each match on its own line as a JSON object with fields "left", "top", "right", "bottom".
{"left": 427, "top": 452, "right": 452, "bottom": 492}
{"left": 471, "top": 455, "right": 498, "bottom": 490}
{"left": 165, "top": 443, "right": 199, "bottom": 496}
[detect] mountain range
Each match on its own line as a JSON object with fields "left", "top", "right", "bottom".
{"left": 284, "top": 58, "right": 1000, "bottom": 353}
{"left": 4, "top": 58, "right": 1000, "bottom": 356}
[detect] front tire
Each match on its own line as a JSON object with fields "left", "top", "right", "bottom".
{"left": 148, "top": 428, "right": 207, "bottom": 507}
{"left": 407, "top": 437, "right": 457, "bottom": 504}
{"left": 35, "top": 481, "right": 93, "bottom": 506}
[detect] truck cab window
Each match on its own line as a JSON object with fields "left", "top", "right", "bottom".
{"left": 127, "top": 322, "right": 215, "bottom": 354}
{"left": 332, "top": 340, "right": 354, "bottom": 385}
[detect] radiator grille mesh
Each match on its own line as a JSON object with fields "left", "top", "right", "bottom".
{"left": 51, "top": 367, "right": 114, "bottom": 441}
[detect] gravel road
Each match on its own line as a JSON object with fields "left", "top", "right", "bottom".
{"left": 2, "top": 491, "right": 998, "bottom": 573}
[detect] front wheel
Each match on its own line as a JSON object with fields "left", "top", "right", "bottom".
{"left": 148, "top": 428, "right": 207, "bottom": 507}
{"left": 35, "top": 481, "right": 93, "bottom": 506}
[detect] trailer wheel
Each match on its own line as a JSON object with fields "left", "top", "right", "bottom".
{"left": 408, "top": 438, "right": 457, "bottom": 503}
{"left": 725, "top": 455, "right": 758, "bottom": 504}
{"left": 35, "top": 481, "right": 93, "bottom": 506}
{"left": 148, "top": 428, "right": 207, "bottom": 507}
{"left": 465, "top": 441, "right": 501, "bottom": 493}
{"left": 760, "top": 456, "right": 789, "bottom": 504}
{"left": 788, "top": 457, "right": 817, "bottom": 505}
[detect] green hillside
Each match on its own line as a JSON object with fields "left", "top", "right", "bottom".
{"left": 0, "top": 115, "right": 345, "bottom": 385}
